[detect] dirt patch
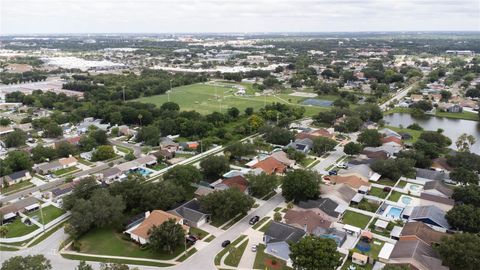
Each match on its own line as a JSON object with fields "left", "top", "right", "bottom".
{"left": 265, "top": 258, "right": 282, "bottom": 269}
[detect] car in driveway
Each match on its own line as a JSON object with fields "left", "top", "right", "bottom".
{"left": 186, "top": 235, "right": 198, "bottom": 244}
{"left": 251, "top": 245, "right": 257, "bottom": 252}
{"left": 337, "top": 162, "right": 348, "bottom": 169}
{"left": 249, "top": 215, "right": 260, "bottom": 225}
{"left": 221, "top": 240, "right": 231, "bottom": 247}
{"left": 328, "top": 170, "right": 338, "bottom": 175}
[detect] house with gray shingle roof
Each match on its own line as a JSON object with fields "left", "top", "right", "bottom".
{"left": 263, "top": 221, "right": 306, "bottom": 262}
{"left": 408, "top": 205, "right": 450, "bottom": 230}
{"left": 169, "top": 199, "right": 210, "bottom": 228}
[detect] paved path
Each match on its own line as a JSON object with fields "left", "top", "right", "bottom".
{"left": 379, "top": 84, "right": 416, "bottom": 111}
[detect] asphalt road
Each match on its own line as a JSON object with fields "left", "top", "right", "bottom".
{"left": 379, "top": 84, "right": 416, "bottom": 111}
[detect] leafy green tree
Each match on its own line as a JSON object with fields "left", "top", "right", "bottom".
{"left": 446, "top": 204, "right": 480, "bottom": 233}
{"left": 227, "top": 107, "right": 240, "bottom": 118}
{"left": 42, "top": 122, "right": 63, "bottom": 138}
{"left": 199, "top": 188, "right": 254, "bottom": 221}
{"left": 450, "top": 167, "right": 479, "bottom": 185}
{"left": 282, "top": 170, "right": 321, "bottom": 202}
{"left": 358, "top": 129, "right": 382, "bottom": 147}
{"left": 0, "top": 255, "right": 51, "bottom": 270}
{"left": 124, "top": 152, "right": 135, "bottom": 161}
{"left": 447, "top": 152, "right": 480, "bottom": 172}
{"left": 396, "top": 150, "right": 432, "bottom": 168}
{"left": 452, "top": 185, "right": 480, "bottom": 207}
{"left": 285, "top": 148, "right": 306, "bottom": 162}
{"left": 200, "top": 155, "right": 230, "bottom": 179}
{"left": 4, "top": 129, "right": 27, "bottom": 148}
{"left": 0, "top": 226, "right": 8, "bottom": 238}
{"left": 162, "top": 165, "right": 202, "bottom": 188}
{"left": 227, "top": 142, "right": 256, "bottom": 160}
{"left": 273, "top": 212, "right": 282, "bottom": 222}
{"left": 90, "top": 189, "right": 125, "bottom": 228}
{"left": 76, "top": 261, "right": 93, "bottom": 270}
{"left": 90, "top": 129, "right": 108, "bottom": 145}
{"left": 79, "top": 136, "right": 97, "bottom": 152}
{"left": 419, "top": 131, "right": 452, "bottom": 148}
{"left": 31, "top": 145, "right": 58, "bottom": 163}
{"left": 136, "top": 125, "right": 160, "bottom": 146}
{"left": 3, "top": 151, "right": 33, "bottom": 173}
{"left": 247, "top": 173, "right": 278, "bottom": 198}
{"left": 370, "top": 158, "right": 415, "bottom": 181}
{"left": 92, "top": 145, "right": 116, "bottom": 161}
{"left": 148, "top": 219, "right": 185, "bottom": 253}
{"left": 248, "top": 115, "right": 265, "bottom": 131}
{"left": 160, "top": 102, "right": 180, "bottom": 111}
{"left": 289, "top": 236, "right": 341, "bottom": 270}
{"left": 245, "top": 107, "right": 254, "bottom": 116}
{"left": 0, "top": 117, "right": 11, "bottom": 126}
{"left": 56, "top": 141, "right": 78, "bottom": 158}
{"left": 261, "top": 126, "right": 294, "bottom": 145}
{"left": 343, "top": 142, "right": 362, "bottom": 156}
{"left": 312, "top": 137, "right": 337, "bottom": 156}
{"left": 455, "top": 133, "right": 476, "bottom": 152}
{"left": 436, "top": 233, "right": 480, "bottom": 270}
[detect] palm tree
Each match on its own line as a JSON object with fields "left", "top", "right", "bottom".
{"left": 0, "top": 225, "right": 9, "bottom": 238}
{"left": 138, "top": 114, "right": 143, "bottom": 126}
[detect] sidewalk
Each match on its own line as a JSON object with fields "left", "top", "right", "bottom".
{"left": 238, "top": 229, "right": 263, "bottom": 269}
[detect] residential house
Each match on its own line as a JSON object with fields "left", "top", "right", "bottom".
{"left": 181, "top": 141, "right": 199, "bottom": 150}
{"left": 360, "top": 149, "right": 390, "bottom": 160}
{"left": 415, "top": 168, "right": 450, "bottom": 182}
{"left": 380, "top": 128, "right": 402, "bottom": 139}
{"left": 118, "top": 125, "right": 137, "bottom": 137}
{"left": 263, "top": 221, "right": 306, "bottom": 262}
{"left": 408, "top": 205, "right": 450, "bottom": 230}
{"left": 430, "top": 157, "right": 453, "bottom": 172}
{"left": 252, "top": 157, "right": 287, "bottom": 175}
{"left": 295, "top": 128, "right": 335, "bottom": 140}
{"left": 422, "top": 180, "right": 453, "bottom": 198}
{"left": 389, "top": 239, "right": 448, "bottom": 270}
{"left": 363, "top": 144, "right": 402, "bottom": 157}
{"left": 212, "top": 175, "right": 249, "bottom": 194}
{"left": 125, "top": 210, "right": 188, "bottom": 245}
{"left": 78, "top": 117, "right": 110, "bottom": 133}
{"left": 54, "top": 136, "right": 81, "bottom": 148}
{"left": 1, "top": 170, "right": 31, "bottom": 186}
{"left": 0, "top": 126, "right": 14, "bottom": 135}
{"left": 321, "top": 183, "right": 357, "bottom": 206}
{"left": 36, "top": 161, "right": 62, "bottom": 175}
{"left": 101, "top": 167, "right": 123, "bottom": 183}
{"left": 51, "top": 182, "right": 76, "bottom": 201}
{"left": 160, "top": 137, "right": 179, "bottom": 152}
{"left": 298, "top": 197, "right": 342, "bottom": 219}
{"left": 283, "top": 209, "right": 332, "bottom": 233}
{"left": 151, "top": 149, "right": 174, "bottom": 160}
{"left": 270, "top": 150, "right": 296, "bottom": 167}
{"left": 134, "top": 155, "right": 157, "bottom": 167}
{"left": 329, "top": 175, "right": 370, "bottom": 190}
{"left": 381, "top": 136, "right": 402, "bottom": 146}
{"left": 352, "top": 252, "right": 368, "bottom": 266}
{"left": 80, "top": 150, "right": 94, "bottom": 161}
{"left": 338, "top": 164, "right": 381, "bottom": 182}
{"left": 285, "top": 138, "right": 314, "bottom": 154}
{"left": 419, "top": 193, "right": 454, "bottom": 212}
{"left": 0, "top": 196, "right": 39, "bottom": 222}
{"left": 169, "top": 199, "right": 210, "bottom": 227}
{"left": 59, "top": 156, "right": 78, "bottom": 168}
{"left": 400, "top": 222, "right": 451, "bottom": 245}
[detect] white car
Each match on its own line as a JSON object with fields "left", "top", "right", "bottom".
{"left": 337, "top": 163, "right": 348, "bottom": 169}
{"left": 251, "top": 245, "right": 257, "bottom": 252}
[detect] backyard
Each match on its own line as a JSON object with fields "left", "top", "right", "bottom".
{"left": 341, "top": 211, "right": 372, "bottom": 229}
{"left": 4, "top": 218, "right": 39, "bottom": 238}
{"left": 368, "top": 186, "right": 390, "bottom": 199}
{"left": 27, "top": 205, "right": 66, "bottom": 225}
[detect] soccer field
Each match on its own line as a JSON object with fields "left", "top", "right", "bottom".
{"left": 133, "top": 83, "right": 329, "bottom": 116}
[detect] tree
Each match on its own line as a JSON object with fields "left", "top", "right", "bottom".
{"left": 447, "top": 152, "right": 480, "bottom": 172}
{"left": 76, "top": 261, "right": 94, "bottom": 270}
{"left": 200, "top": 155, "right": 230, "bottom": 179}
{"left": 370, "top": 158, "right": 415, "bottom": 181}
{"left": 273, "top": 212, "right": 282, "bottom": 222}
{"left": 227, "top": 142, "right": 256, "bottom": 160}
{"left": 358, "top": 129, "right": 382, "bottom": 147}
{"left": 282, "top": 170, "right": 321, "bottom": 202}
{"left": 79, "top": 136, "right": 97, "bottom": 152}
{"left": 4, "top": 129, "right": 27, "bottom": 148}
{"left": 285, "top": 148, "right": 306, "bottom": 162}
{"left": 455, "top": 133, "right": 476, "bottom": 152}
{"left": 42, "top": 122, "right": 63, "bottom": 138}
{"left": 199, "top": 188, "right": 254, "bottom": 221}
{"left": 92, "top": 145, "right": 116, "bottom": 161}
{"left": 289, "top": 236, "right": 341, "bottom": 270}
{"left": 136, "top": 125, "right": 160, "bottom": 146}
{"left": 0, "top": 117, "right": 11, "bottom": 126}
{"left": 419, "top": 131, "right": 452, "bottom": 148}
{"left": 160, "top": 102, "right": 180, "bottom": 111}
{"left": 312, "top": 137, "right": 337, "bottom": 156}
{"left": 148, "top": 219, "right": 185, "bottom": 253}
{"left": 90, "top": 189, "right": 126, "bottom": 228}
{"left": 227, "top": 107, "right": 240, "bottom": 118}
{"left": 446, "top": 204, "right": 480, "bottom": 233}
{"left": 247, "top": 173, "right": 278, "bottom": 198}
{"left": 436, "top": 233, "right": 480, "bottom": 270}
{"left": 90, "top": 129, "right": 108, "bottom": 145}
{"left": 162, "top": 165, "right": 202, "bottom": 188}
{"left": 450, "top": 167, "right": 479, "bottom": 185}
{"left": 452, "top": 185, "right": 480, "bottom": 207}
{"left": 124, "top": 152, "right": 135, "bottom": 161}
{"left": 3, "top": 151, "right": 33, "bottom": 173}
{"left": 261, "top": 126, "right": 294, "bottom": 146}
{"left": 245, "top": 107, "right": 254, "bottom": 116}
{"left": 343, "top": 142, "right": 362, "bottom": 156}
{"left": 1, "top": 255, "right": 51, "bottom": 270}
{"left": 0, "top": 226, "right": 8, "bottom": 238}
{"left": 248, "top": 115, "right": 264, "bottom": 131}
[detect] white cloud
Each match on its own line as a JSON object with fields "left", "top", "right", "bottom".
{"left": 0, "top": 0, "right": 479, "bottom": 34}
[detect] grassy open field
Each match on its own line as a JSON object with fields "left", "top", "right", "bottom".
{"left": 133, "top": 83, "right": 330, "bottom": 116}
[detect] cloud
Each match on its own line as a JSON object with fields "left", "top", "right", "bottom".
{"left": 1, "top": 0, "right": 479, "bottom": 33}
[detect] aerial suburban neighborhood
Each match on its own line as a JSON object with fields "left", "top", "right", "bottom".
{"left": 0, "top": 1, "right": 480, "bottom": 270}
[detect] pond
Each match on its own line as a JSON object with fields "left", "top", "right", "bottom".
{"left": 383, "top": 113, "right": 480, "bottom": 154}
{"left": 301, "top": 98, "right": 333, "bottom": 107}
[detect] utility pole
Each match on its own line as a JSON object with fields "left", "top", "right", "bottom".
{"left": 122, "top": 86, "right": 126, "bottom": 102}
{"left": 39, "top": 204, "right": 45, "bottom": 233}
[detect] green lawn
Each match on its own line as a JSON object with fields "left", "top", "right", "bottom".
{"left": 385, "top": 107, "right": 479, "bottom": 122}
{"left": 133, "top": 83, "right": 328, "bottom": 116}
{"left": 368, "top": 187, "right": 389, "bottom": 199}
{"left": 385, "top": 125, "right": 422, "bottom": 143}
{"left": 396, "top": 180, "right": 409, "bottom": 188}
{"left": 259, "top": 220, "right": 272, "bottom": 233}
{"left": 341, "top": 260, "right": 373, "bottom": 270}
{"left": 353, "top": 240, "right": 385, "bottom": 259}
{"left": 214, "top": 235, "right": 247, "bottom": 265}
{"left": 189, "top": 227, "right": 209, "bottom": 240}
{"left": 375, "top": 178, "right": 396, "bottom": 187}
{"left": 77, "top": 158, "right": 94, "bottom": 166}
{"left": 387, "top": 191, "right": 404, "bottom": 202}
{"left": 115, "top": 146, "right": 133, "bottom": 154}
{"left": 221, "top": 213, "right": 247, "bottom": 230}
{"left": 253, "top": 244, "right": 292, "bottom": 270}
{"left": 0, "top": 180, "right": 34, "bottom": 195}
{"left": 176, "top": 248, "right": 197, "bottom": 262}
{"left": 151, "top": 163, "right": 168, "bottom": 171}
{"left": 27, "top": 205, "right": 65, "bottom": 225}
{"left": 341, "top": 211, "right": 372, "bottom": 229}
{"left": 204, "top": 235, "right": 215, "bottom": 242}
{"left": 61, "top": 254, "right": 173, "bottom": 267}
{"left": 252, "top": 217, "right": 270, "bottom": 230}
{"left": 53, "top": 166, "right": 79, "bottom": 176}
{"left": 300, "top": 158, "right": 316, "bottom": 167}
{"left": 77, "top": 227, "right": 187, "bottom": 260}
{"left": 224, "top": 239, "right": 249, "bottom": 267}
{"left": 5, "top": 218, "right": 39, "bottom": 238}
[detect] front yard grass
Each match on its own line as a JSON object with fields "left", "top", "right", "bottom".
{"left": 259, "top": 220, "right": 272, "bottom": 233}
{"left": 300, "top": 158, "right": 315, "bottom": 167}
{"left": 204, "top": 235, "right": 215, "bottom": 242}
{"left": 252, "top": 217, "right": 270, "bottom": 230}
{"left": 368, "top": 187, "right": 389, "bottom": 199}
{"left": 77, "top": 227, "right": 186, "bottom": 260}
{"left": 224, "top": 239, "right": 249, "bottom": 267}
{"left": 61, "top": 254, "right": 174, "bottom": 267}
{"left": 0, "top": 180, "right": 34, "bottom": 195}
{"left": 5, "top": 218, "right": 39, "bottom": 238}
{"left": 189, "top": 227, "right": 208, "bottom": 240}
{"left": 151, "top": 163, "right": 168, "bottom": 171}
{"left": 221, "top": 213, "right": 247, "bottom": 230}
{"left": 353, "top": 239, "right": 385, "bottom": 259}
{"left": 27, "top": 205, "right": 65, "bottom": 225}
{"left": 53, "top": 166, "right": 80, "bottom": 176}
{"left": 341, "top": 211, "right": 371, "bottom": 229}
{"left": 396, "top": 180, "right": 408, "bottom": 188}
{"left": 253, "top": 244, "right": 292, "bottom": 270}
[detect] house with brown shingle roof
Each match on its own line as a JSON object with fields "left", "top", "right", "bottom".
{"left": 381, "top": 136, "right": 402, "bottom": 146}
{"left": 389, "top": 239, "right": 449, "bottom": 270}
{"left": 252, "top": 157, "right": 286, "bottom": 175}
{"left": 329, "top": 175, "right": 370, "bottom": 190}
{"left": 400, "top": 222, "right": 451, "bottom": 245}
{"left": 213, "top": 175, "right": 249, "bottom": 193}
{"left": 125, "top": 210, "right": 189, "bottom": 245}
{"left": 284, "top": 209, "right": 332, "bottom": 233}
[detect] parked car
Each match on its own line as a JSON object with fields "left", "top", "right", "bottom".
{"left": 337, "top": 163, "right": 348, "bottom": 169}
{"left": 249, "top": 215, "right": 260, "bottom": 225}
{"left": 328, "top": 170, "right": 338, "bottom": 176}
{"left": 186, "top": 235, "right": 198, "bottom": 244}
{"left": 221, "top": 240, "right": 231, "bottom": 247}
{"left": 251, "top": 245, "right": 257, "bottom": 252}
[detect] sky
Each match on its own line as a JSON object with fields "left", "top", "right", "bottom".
{"left": 1, "top": 0, "right": 479, "bottom": 34}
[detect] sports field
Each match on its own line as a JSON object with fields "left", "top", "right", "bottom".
{"left": 133, "top": 83, "right": 330, "bottom": 116}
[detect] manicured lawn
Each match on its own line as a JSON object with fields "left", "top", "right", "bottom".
{"left": 214, "top": 235, "right": 247, "bottom": 265}
{"left": 61, "top": 254, "right": 174, "bottom": 267}
{"left": 274, "top": 207, "right": 282, "bottom": 212}
{"left": 353, "top": 239, "right": 385, "bottom": 259}
{"left": 133, "top": 83, "right": 328, "bottom": 116}
{"left": 387, "top": 191, "right": 404, "bottom": 202}
{"left": 252, "top": 217, "right": 270, "bottom": 230}
{"left": 77, "top": 227, "right": 186, "bottom": 260}
{"left": 253, "top": 244, "right": 292, "bottom": 270}
{"left": 368, "top": 187, "right": 389, "bottom": 199}
{"left": 300, "top": 158, "right": 315, "bottom": 167}
{"left": 176, "top": 248, "right": 197, "bottom": 262}
{"left": 204, "top": 235, "right": 215, "bottom": 242}
{"left": 385, "top": 125, "right": 422, "bottom": 143}
{"left": 396, "top": 180, "right": 409, "bottom": 188}
{"left": 259, "top": 220, "right": 272, "bottom": 233}
{"left": 189, "top": 227, "right": 208, "bottom": 240}
{"left": 221, "top": 213, "right": 247, "bottom": 230}
{"left": 77, "top": 158, "right": 94, "bottom": 166}
{"left": 341, "top": 211, "right": 372, "bottom": 229}
{"left": 0, "top": 180, "right": 33, "bottom": 195}
{"left": 5, "top": 218, "right": 39, "bottom": 238}
{"left": 375, "top": 178, "right": 396, "bottom": 186}
{"left": 341, "top": 260, "right": 373, "bottom": 270}
{"left": 436, "top": 111, "right": 479, "bottom": 121}
{"left": 115, "top": 146, "right": 132, "bottom": 154}
{"left": 225, "top": 239, "right": 249, "bottom": 267}
{"left": 0, "top": 246, "right": 19, "bottom": 251}
{"left": 151, "top": 163, "right": 168, "bottom": 171}
{"left": 350, "top": 200, "right": 380, "bottom": 213}
{"left": 27, "top": 205, "right": 65, "bottom": 225}
{"left": 53, "top": 166, "right": 79, "bottom": 176}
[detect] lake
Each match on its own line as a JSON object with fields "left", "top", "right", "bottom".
{"left": 383, "top": 113, "right": 480, "bottom": 154}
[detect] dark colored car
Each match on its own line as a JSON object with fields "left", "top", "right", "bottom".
{"left": 186, "top": 235, "right": 198, "bottom": 244}
{"left": 328, "top": 170, "right": 338, "bottom": 176}
{"left": 222, "top": 240, "right": 231, "bottom": 247}
{"left": 249, "top": 215, "right": 260, "bottom": 225}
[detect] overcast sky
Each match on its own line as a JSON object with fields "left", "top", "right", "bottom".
{"left": 1, "top": 0, "right": 479, "bottom": 34}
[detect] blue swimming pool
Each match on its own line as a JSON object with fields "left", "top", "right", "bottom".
{"left": 130, "top": 168, "right": 152, "bottom": 177}
{"left": 401, "top": 196, "right": 413, "bottom": 205}
{"left": 320, "top": 234, "right": 343, "bottom": 246}
{"left": 385, "top": 206, "right": 403, "bottom": 219}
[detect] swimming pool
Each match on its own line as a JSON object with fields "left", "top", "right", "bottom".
{"left": 400, "top": 195, "right": 413, "bottom": 205}
{"left": 320, "top": 234, "right": 343, "bottom": 246}
{"left": 130, "top": 168, "right": 153, "bottom": 177}
{"left": 409, "top": 184, "right": 421, "bottom": 192}
{"left": 384, "top": 206, "right": 403, "bottom": 219}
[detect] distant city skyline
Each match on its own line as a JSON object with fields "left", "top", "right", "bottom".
{"left": 1, "top": 0, "right": 479, "bottom": 34}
